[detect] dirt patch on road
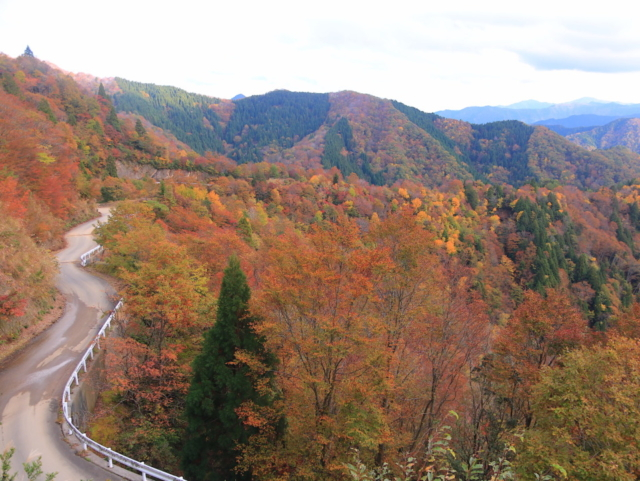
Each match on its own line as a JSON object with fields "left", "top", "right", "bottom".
{"left": 0, "top": 293, "right": 66, "bottom": 367}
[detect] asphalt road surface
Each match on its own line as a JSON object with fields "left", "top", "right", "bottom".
{"left": 0, "top": 207, "right": 124, "bottom": 481}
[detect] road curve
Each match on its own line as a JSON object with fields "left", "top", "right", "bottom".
{"left": 0, "top": 207, "right": 123, "bottom": 481}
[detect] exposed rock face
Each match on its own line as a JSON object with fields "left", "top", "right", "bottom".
{"left": 115, "top": 161, "right": 212, "bottom": 182}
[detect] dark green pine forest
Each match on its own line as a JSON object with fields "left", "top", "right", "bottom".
{"left": 113, "top": 77, "right": 225, "bottom": 154}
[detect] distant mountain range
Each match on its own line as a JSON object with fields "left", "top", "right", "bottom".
{"left": 436, "top": 98, "right": 640, "bottom": 127}
{"left": 50, "top": 66, "right": 640, "bottom": 190}
{"left": 84, "top": 77, "right": 640, "bottom": 190}
{"left": 534, "top": 114, "right": 629, "bottom": 129}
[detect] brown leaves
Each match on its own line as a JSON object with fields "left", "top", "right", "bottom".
{"left": 253, "top": 212, "right": 492, "bottom": 472}
{"left": 488, "top": 288, "right": 589, "bottom": 426}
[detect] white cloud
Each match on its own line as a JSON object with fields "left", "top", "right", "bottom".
{"left": 2, "top": 0, "right": 640, "bottom": 111}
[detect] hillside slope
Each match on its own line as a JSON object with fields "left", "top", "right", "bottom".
{"left": 105, "top": 79, "right": 640, "bottom": 190}
{"left": 567, "top": 118, "right": 640, "bottom": 154}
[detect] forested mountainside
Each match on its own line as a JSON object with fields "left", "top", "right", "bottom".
{"left": 113, "top": 77, "right": 226, "bottom": 154}
{"left": 0, "top": 52, "right": 217, "bottom": 340}
{"left": 104, "top": 78, "right": 640, "bottom": 190}
{"left": 4, "top": 51, "right": 640, "bottom": 480}
{"left": 566, "top": 117, "right": 640, "bottom": 154}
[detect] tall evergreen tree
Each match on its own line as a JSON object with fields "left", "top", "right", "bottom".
{"left": 98, "top": 82, "right": 109, "bottom": 100}
{"left": 182, "top": 255, "right": 278, "bottom": 481}
{"left": 23, "top": 46, "right": 34, "bottom": 57}
{"left": 105, "top": 155, "right": 118, "bottom": 178}
{"left": 464, "top": 182, "right": 479, "bottom": 210}
{"left": 630, "top": 201, "right": 640, "bottom": 229}
{"left": 236, "top": 214, "right": 254, "bottom": 247}
{"left": 106, "top": 106, "right": 121, "bottom": 132}
{"left": 135, "top": 118, "right": 147, "bottom": 137}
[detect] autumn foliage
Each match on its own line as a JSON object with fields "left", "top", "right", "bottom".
{"left": 88, "top": 165, "right": 640, "bottom": 478}
{"left": 6, "top": 50, "right": 640, "bottom": 480}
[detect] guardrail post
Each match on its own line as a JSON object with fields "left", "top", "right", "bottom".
{"left": 62, "top": 244, "right": 187, "bottom": 481}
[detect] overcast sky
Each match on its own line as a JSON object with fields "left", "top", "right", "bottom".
{"left": 1, "top": 0, "right": 639, "bottom": 112}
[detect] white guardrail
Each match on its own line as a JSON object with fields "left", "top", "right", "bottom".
{"left": 63, "top": 247, "right": 186, "bottom": 481}
{"left": 80, "top": 245, "right": 104, "bottom": 267}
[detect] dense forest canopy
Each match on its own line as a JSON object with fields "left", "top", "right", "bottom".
{"left": 113, "top": 77, "right": 225, "bottom": 154}
{"left": 4, "top": 51, "right": 640, "bottom": 480}
{"left": 224, "top": 90, "right": 331, "bottom": 163}
{"left": 106, "top": 79, "right": 640, "bottom": 190}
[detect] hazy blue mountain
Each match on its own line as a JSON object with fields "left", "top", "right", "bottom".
{"left": 504, "top": 100, "right": 554, "bottom": 109}
{"left": 533, "top": 114, "right": 631, "bottom": 128}
{"left": 437, "top": 99, "right": 640, "bottom": 125}
{"left": 231, "top": 94, "right": 246, "bottom": 100}
{"left": 569, "top": 97, "right": 611, "bottom": 105}
{"left": 538, "top": 125, "right": 600, "bottom": 136}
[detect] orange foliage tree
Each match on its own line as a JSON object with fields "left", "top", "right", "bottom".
{"left": 253, "top": 213, "right": 491, "bottom": 477}
{"left": 255, "top": 218, "right": 386, "bottom": 477}
{"left": 485, "top": 289, "right": 589, "bottom": 428}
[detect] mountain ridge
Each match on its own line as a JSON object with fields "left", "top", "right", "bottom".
{"left": 567, "top": 118, "right": 640, "bottom": 154}
{"left": 437, "top": 99, "right": 640, "bottom": 126}
{"left": 96, "top": 77, "right": 640, "bottom": 190}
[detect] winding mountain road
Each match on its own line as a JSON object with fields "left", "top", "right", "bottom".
{"left": 0, "top": 207, "right": 123, "bottom": 481}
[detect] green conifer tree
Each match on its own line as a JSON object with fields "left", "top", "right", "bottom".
{"left": 630, "top": 201, "right": 640, "bottom": 229}
{"left": 237, "top": 214, "right": 254, "bottom": 246}
{"left": 135, "top": 118, "right": 147, "bottom": 137}
{"left": 98, "top": 82, "right": 109, "bottom": 100}
{"left": 182, "top": 255, "right": 278, "bottom": 481}
{"left": 105, "top": 156, "right": 118, "bottom": 177}
{"left": 2, "top": 73, "right": 20, "bottom": 96}
{"left": 106, "top": 106, "right": 121, "bottom": 132}
{"left": 464, "top": 182, "right": 479, "bottom": 210}
{"left": 573, "top": 254, "right": 590, "bottom": 283}
{"left": 23, "top": 46, "right": 34, "bottom": 57}
{"left": 37, "top": 99, "right": 56, "bottom": 123}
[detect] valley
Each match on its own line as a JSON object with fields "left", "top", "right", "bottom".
{"left": 2, "top": 50, "right": 640, "bottom": 480}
